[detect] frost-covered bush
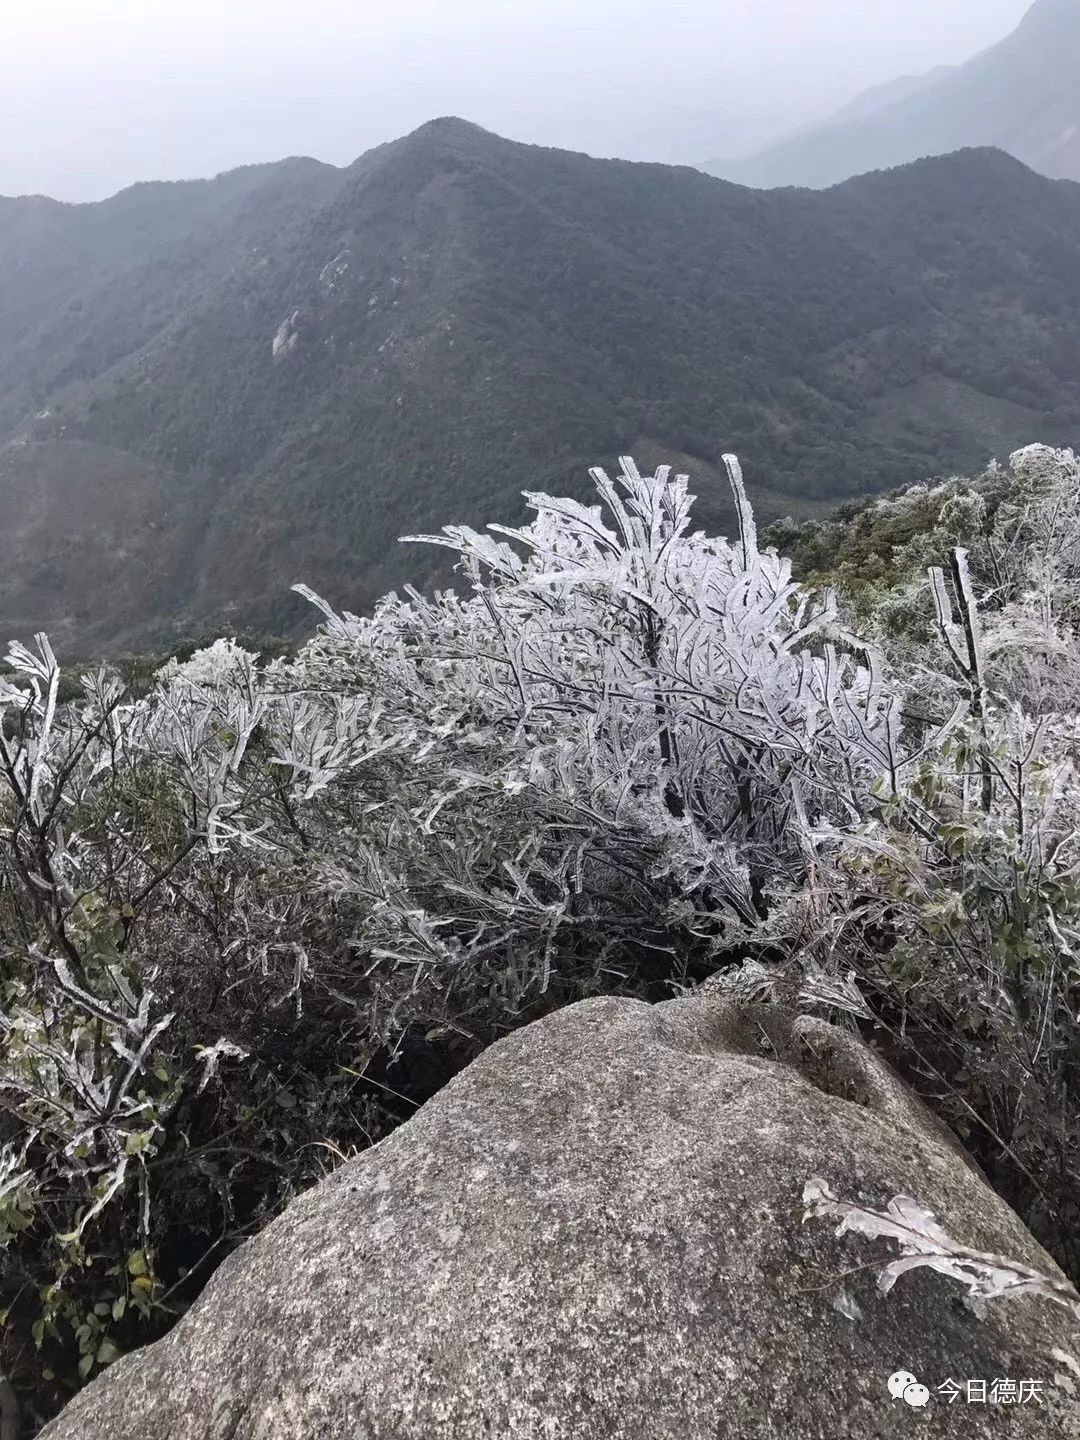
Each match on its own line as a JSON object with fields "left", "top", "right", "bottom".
{"left": 1, "top": 449, "right": 1078, "bottom": 1429}
{"left": 289, "top": 457, "right": 905, "bottom": 1033}
{"left": 765, "top": 444, "right": 1080, "bottom": 1276}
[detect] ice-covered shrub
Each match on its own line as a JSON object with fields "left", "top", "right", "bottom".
{"left": 2, "top": 449, "right": 1078, "bottom": 1429}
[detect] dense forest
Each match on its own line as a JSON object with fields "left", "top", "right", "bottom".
{"left": 3, "top": 440, "right": 1079, "bottom": 1431}
{"left": 4, "top": 124, "right": 1080, "bottom": 653}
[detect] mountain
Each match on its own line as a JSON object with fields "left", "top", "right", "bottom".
{"left": 699, "top": 67, "right": 958, "bottom": 189}
{"left": 829, "top": 66, "right": 958, "bottom": 125}
{"left": 3, "top": 120, "right": 1080, "bottom": 656}
{"left": 707, "top": 0, "right": 1080, "bottom": 189}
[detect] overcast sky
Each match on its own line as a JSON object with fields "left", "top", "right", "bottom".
{"left": 1, "top": 0, "right": 1033, "bottom": 202}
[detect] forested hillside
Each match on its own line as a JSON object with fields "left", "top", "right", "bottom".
{"left": 3, "top": 123, "right": 1080, "bottom": 653}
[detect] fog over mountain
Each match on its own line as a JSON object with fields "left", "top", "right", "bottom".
{"left": 1, "top": 1, "right": 1029, "bottom": 201}
{"left": 709, "top": 0, "right": 1080, "bottom": 188}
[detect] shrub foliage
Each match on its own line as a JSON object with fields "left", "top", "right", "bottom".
{"left": 2, "top": 445, "right": 1078, "bottom": 1428}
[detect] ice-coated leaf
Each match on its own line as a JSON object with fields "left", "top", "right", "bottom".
{"left": 803, "top": 1178, "right": 1080, "bottom": 1318}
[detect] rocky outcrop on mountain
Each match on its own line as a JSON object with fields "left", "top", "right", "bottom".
{"left": 271, "top": 307, "right": 305, "bottom": 361}
{"left": 42, "top": 995, "right": 1080, "bottom": 1439}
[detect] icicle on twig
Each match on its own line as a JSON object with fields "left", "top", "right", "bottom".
{"left": 723, "top": 453, "right": 758, "bottom": 569}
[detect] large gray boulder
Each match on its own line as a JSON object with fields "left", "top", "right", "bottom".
{"left": 43, "top": 996, "right": 1080, "bottom": 1438}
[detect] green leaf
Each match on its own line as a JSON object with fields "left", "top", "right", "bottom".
{"left": 96, "top": 1338, "right": 121, "bottom": 1366}
{"left": 127, "top": 1249, "right": 148, "bottom": 1277}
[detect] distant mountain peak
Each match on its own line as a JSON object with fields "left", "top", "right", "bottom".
{"left": 360, "top": 116, "right": 513, "bottom": 174}
{"left": 1022, "top": 0, "right": 1078, "bottom": 23}
{"left": 410, "top": 116, "right": 493, "bottom": 138}
{"left": 707, "top": 0, "right": 1080, "bottom": 189}
{"left": 396, "top": 116, "right": 505, "bottom": 156}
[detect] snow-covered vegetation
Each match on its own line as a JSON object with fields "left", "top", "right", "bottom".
{"left": 3, "top": 446, "right": 1079, "bottom": 1423}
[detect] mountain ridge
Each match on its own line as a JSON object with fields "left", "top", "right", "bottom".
{"left": 706, "top": 0, "right": 1080, "bottom": 189}
{"left": 831, "top": 65, "right": 958, "bottom": 125}
{"left": 3, "top": 123, "right": 1080, "bottom": 656}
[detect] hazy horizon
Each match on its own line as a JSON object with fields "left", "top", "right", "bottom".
{"left": 2, "top": 0, "right": 1033, "bottom": 203}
